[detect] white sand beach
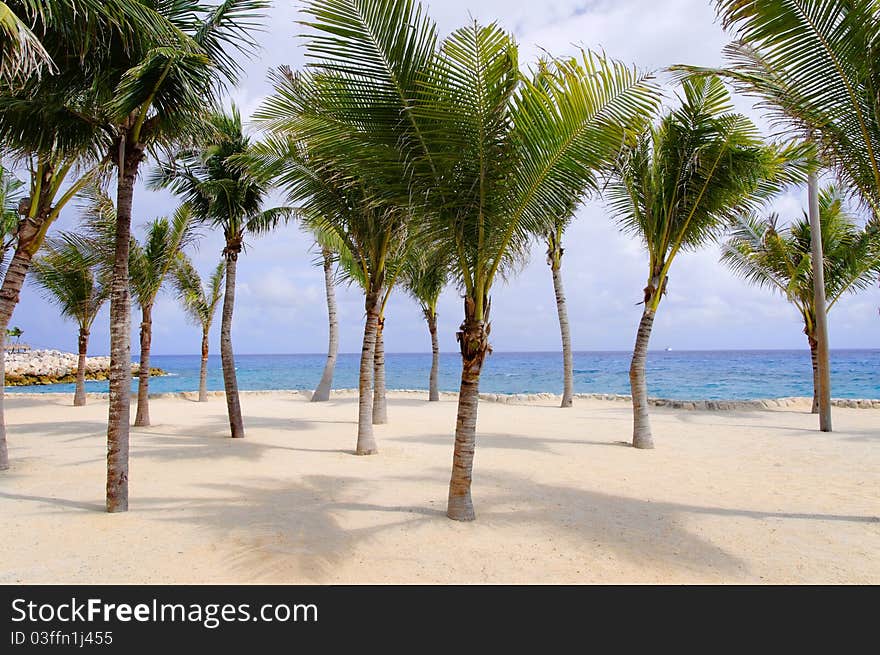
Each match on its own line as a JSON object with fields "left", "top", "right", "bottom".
{"left": 1, "top": 391, "right": 877, "bottom": 584}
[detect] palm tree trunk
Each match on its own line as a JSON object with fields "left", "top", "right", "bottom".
{"left": 0, "top": 338, "right": 6, "bottom": 471}
{"left": 808, "top": 171, "right": 832, "bottom": 431}
{"left": 629, "top": 306, "right": 655, "bottom": 450}
{"left": 427, "top": 308, "right": 439, "bottom": 402}
{"left": 447, "top": 297, "right": 491, "bottom": 521}
{"left": 312, "top": 247, "right": 338, "bottom": 402}
{"left": 0, "top": 192, "right": 53, "bottom": 471}
{"left": 74, "top": 327, "right": 89, "bottom": 407}
{"left": 107, "top": 144, "right": 142, "bottom": 513}
{"left": 549, "top": 250, "right": 574, "bottom": 408}
{"left": 133, "top": 303, "right": 152, "bottom": 426}
{"left": 807, "top": 333, "right": 819, "bottom": 414}
{"left": 356, "top": 289, "right": 381, "bottom": 455}
{"left": 221, "top": 242, "right": 245, "bottom": 439}
{"left": 372, "top": 316, "right": 387, "bottom": 424}
{"left": 199, "top": 327, "right": 209, "bottom": 402}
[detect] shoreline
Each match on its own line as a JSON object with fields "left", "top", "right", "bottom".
{"left": 8, "top": 388, "right": 880, "bottom": 410}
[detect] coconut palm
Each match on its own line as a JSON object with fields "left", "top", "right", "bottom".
{"left": 171, "top": 255, "right": 225, "bottom": 403}
{"left": 304, "top": 225, "right": 342, "bottom": 403}
{"left": 723, "top": 186, "right": 880, "bottom": 412}
{"left": 680, "top": 0, "right": 880, "bottom": 431}
{"left": 252, "top": 73, "right": 412, "bottom": 451}
{"left": 149, "top": 107, "right": 289, "bottom": 440}
{"left": 0, "top": 6, "right": 153, "bottom": 471}
{"left": 545, "top": 210, "right": 578, "bottom": 408}
{"left": 291, "top": 0, "right": 661, "bottom": 519}
{"left": 93, "top": 0, "right": 267, "bottom": 512}
{"left": 129, "top": 206, "right": 197, "bottom": 426}
{"left": 30, "top": 232, "right": 109, "bottom": 406}
{"left": 402, "top": 251, "right": 447, "bottom": 402}
{"left": 605, "top": 76, "right": 803, "bottom": 450}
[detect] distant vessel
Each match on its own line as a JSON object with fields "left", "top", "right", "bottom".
{"left": 665, "top": 347, "right": 672, "bottom": 352}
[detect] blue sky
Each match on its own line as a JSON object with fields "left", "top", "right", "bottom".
{"left": 8, "top": 0, "right": 880, "bottom": 356}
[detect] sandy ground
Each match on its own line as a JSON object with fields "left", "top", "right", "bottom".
{"left": 1, "top": 390, "right": 878, "bottom": 584}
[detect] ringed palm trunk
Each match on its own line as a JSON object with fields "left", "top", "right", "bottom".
{"left": 106, "top": 143, "right": 143, "bottom": 513}
{"left": 808, "top": 333, "right": 819, "bottom": 415}
{"left": 629, "top": 305, "right": 656, "bottom": 450}
{"left": 74, "top": 327, "right": 90, "bottom": 407}
{"left": 356, "top": 288, "right": 381, "bottom": 455}
{"left": 372, "top": 316, "right": 387, "bottom": 424}
{"left": 312, "top": 247, "right": 338, "bottom": 402}
{"left": 0, "top": 188, "right": 54, "bottom": 470}
{"left": 221, "top": 239, "right": 245, "bottom": 439}
{"left": 134, "top": 303, "right": 153, "bottom": 426}
{"left": 198, "top": 327, "right": 209, "bottom": 402}
{"left": 426, "top": 308, "right": 440, "bottom": 402}
{"left": 549, "top": 250, "right": 574, "bottom": 408}
{"left": 447, "top": 297, "right": 491, "bottom": 522}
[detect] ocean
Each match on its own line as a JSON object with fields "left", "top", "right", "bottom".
{"left": 6, "top": 349, "right": 879, "bottom": 400}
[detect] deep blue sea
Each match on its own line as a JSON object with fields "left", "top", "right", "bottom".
{"left": 6, "top": 349, "right": 878, "bottom": 400}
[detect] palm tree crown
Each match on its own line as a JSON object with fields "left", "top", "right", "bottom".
{"left": 723, "top": 186, "right": 880, "bottom": 329}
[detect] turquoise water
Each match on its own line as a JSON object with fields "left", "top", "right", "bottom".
{"left": 7, "top": 350, "right": 879, "bottom": 400}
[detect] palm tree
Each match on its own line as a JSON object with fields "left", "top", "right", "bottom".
{"left": 129, "top": 206, "right": 196, "bottom": 426}
{"left": 30, "top": 232, "right": 109, "bottom": 406}
{"left": 723, "top": 186, "right": 880, "bottom": 412}
{"left": 545, "top": 211, "right": 577, "bottom": 408}
{"left": 605, "top": 76, "right": 802, "bottom": 450}
{"left": 0, "top": 6, "right": 154, "bottom": 471}
{"left": 402, "top": 251, "right": 447, "bottom": 402}
{"left": 150, "top": 107, "right": 288, "bottom": 440}
{"left": 305, "top": 226, "right": 341, "bottom": 403}
{"left": 95, "top": 0, "right": 267, "bottom": 512}
{"left": 293, "top": 0, "right": 661, "bottom": 519}
{"left": 171, "top": 255, "right": 225, "bottom": 403}
{"left": 681, "top": 0, "right": 880, "bottom": 431}
{"left": 252, "top": 73, "right": 412, "bottom": 452}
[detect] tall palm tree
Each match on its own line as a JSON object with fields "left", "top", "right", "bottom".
{"left": 95, "top": 0, "right": 267, "bottom": 512}
{"left": 129, "top": 205, "right": 196, "bottom": 426}
{"left": 0, "top": 5, "right": 154, "bottom": 471}
{"left": 171, "top": 255, "right": 225, "bottom": 403}
{"left": 293, "top": 0, "right": 661, "bottom": 520}
{"left": 681, "top": 0, "right": 880, "bottom": 430}
{"left": 150, "top": 107, "right": 288, "bottom": 440}
{"left": 723, "top": 186, "right": 880, "bottom": 412}
{"left": 605, "top": 76, "right": 802, "bottom": 450}
{"left": 30, "top": 231, "right": 109, "bottom": 406}
{"left": 402, "top": 251, "right": 447, "bottom": 402}
{"left": 252, "top": 72, "right": 411, "bottom": 452}
{"left": 306, "top": 226, "right": 341, "bottom": 403}
{"left": 545, "top": 210, "right": 578, "bottom": 408}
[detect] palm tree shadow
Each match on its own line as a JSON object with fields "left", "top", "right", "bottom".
{"left": 132, "top": 475, "right": 441, "bottom": 582}
{"left": 0, "top": 491, "right": 104, "bottom": 513}
{"left": 391, "top": 432, "right": 632, "bottom": 453}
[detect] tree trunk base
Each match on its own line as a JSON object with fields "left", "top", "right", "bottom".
{"left": 632, "top": 434, "right": 655, "bottom": 450}
{"left": 446, "top": 493, "right": 475, "bottom": 521}
{"left": 560, "top": 397, "right": 572, "bottom": 408}
{"left": 355, "top": 443, "right": 378, "bottom": 456}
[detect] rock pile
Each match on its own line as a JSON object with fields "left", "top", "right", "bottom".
{"left": 4, "top": 349, "right": 163, "bottom": 386}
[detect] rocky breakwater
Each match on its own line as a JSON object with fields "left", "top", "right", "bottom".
{"left": 4, "top": 349, "right": 165, "bottom": 386}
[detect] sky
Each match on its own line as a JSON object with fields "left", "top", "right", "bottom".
{"left": 8, "top": 0, "right": 880, "bottom": 356}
